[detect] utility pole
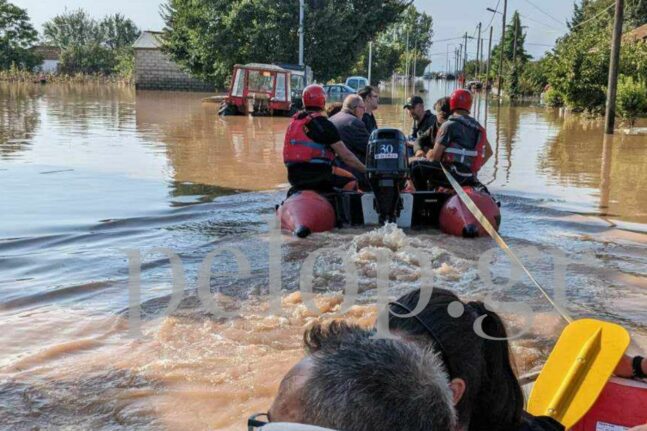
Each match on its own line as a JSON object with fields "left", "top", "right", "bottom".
{"left": 463, "top": 32, "right": 468, "bottom": 78}
{"left": 486, "top": 26, "right": 493, "bottom": 88}
{"left": 476, "top": 22, "right": 482, "bottom": 78}
{"left": 405, "top": 30, "right": 410, "bottom": 82}
{"left": 479, "top": 37, "right": 484, "bottom": 78}
{"left": 605, "top": 0, "right": 624, "bottom": 134}
{"left": 512, "top": 17, "right": 519, "bottom": 65}
{"left": 368, "top": 41, "right": 373, "bottom": 84}
{"left": 412, "top": 43, "right": 417, "bottom": 93}
{"left": 298, "top": 0, "right": 305, "bottom": 66}
{"left": 497, "top": 0, "right": 508, "bottom": 95}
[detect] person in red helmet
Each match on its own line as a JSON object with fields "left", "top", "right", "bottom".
{"left": 284, "top": 84, "right": 366, "bottom": 192}
{"left": 410, "top": 89, "right": 493, "bottom": 190}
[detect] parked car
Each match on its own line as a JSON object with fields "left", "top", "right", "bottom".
{"left": 344, "top": 76, "right": 369, "bottom": 91}
{"left": 322, "top": 84, "right": 357, "bottom": 101}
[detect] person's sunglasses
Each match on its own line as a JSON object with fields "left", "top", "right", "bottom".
{"left": 248, "top": 412, "right": 269, "bottom": 430}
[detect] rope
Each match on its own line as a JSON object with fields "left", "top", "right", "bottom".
{"left": 440, "top": 164, "right": 573, "bottom": 324}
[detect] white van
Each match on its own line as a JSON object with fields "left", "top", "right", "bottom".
{"left": 345, "top": 76, "right": 369, "bottom": 91}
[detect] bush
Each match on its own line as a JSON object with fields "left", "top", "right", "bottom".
{"left": 58, "top": 44, "right": 116, "bottom": 75}
{"left": 617, "top": 76, "right": 647, "bottom": 127}
{"left": 544, "top": 88, "right": 564, "bottom": 107}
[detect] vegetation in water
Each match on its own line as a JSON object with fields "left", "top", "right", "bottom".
{"left": 1, "top": 1, "right": 139, "bottom": 82}
{"left": 616, "top": 76, "right": 647, "bottom": 127}
{"left": 43, "top": 10, "right": 140, "bottom": 77}
{"left": 541, "top": 0, "right": 647, "bottom": 114}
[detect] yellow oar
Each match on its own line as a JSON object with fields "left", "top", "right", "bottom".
{"left": 527, "top": 319, "right": 630, "bottom": 429}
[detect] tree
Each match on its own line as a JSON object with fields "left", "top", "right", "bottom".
{"left": 43, "top": 9, "right": 104, "bottom": 49}
{"left": 489, "top": 11, "right": 531, "bottom": 96}
{"left": 568, "top": 0, "right": 590, "bottom": 31}
{"left": 351, "top": 6, "right": 434, "bottom": 84}
{"left": 626, "top": 0, "right": 647, "bottom": 28}
{"left": 161, "top": 0, "right": 413, "bottom": 87}
{"left": 100, "top": 14, "right": 140, "bottom": 50}
{"left": 0, "top": 0, "right": 40, "bottom": 70}
{"left": 490, "top": 11, "right": 531, "bottom": 67}
{"left": 42, "top": 9, "right": 140, "bottom": 76}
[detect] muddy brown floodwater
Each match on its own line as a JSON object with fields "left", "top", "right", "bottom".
{"left": 0, "top": 82, "right": 645, "bottom": 430}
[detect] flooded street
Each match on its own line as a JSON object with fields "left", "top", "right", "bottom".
{"left": 0, "top": 82, "right": 646, "bottom": 430}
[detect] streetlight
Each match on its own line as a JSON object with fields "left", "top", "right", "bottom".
{"left": 486, "top": 7, "right": 501, "bottom": 14}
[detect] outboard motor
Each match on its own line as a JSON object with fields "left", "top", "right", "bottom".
{"left": 366, "top": 128, "right": 409, "bottom": 224}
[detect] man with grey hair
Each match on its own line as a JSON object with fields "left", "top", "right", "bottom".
{"left": 251, "top": 321, "right": 457, "bottom": 431}
{"left": 329, "top": 95, "right": 371, "bottom": 188}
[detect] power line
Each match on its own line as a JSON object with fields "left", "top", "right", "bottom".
{"left": 518, "top": 12, "right": 565, "bottom": 32}
{"left": 570, "top": 1, "right": 616, "bottom": 30}
{"left": 484, "top": 0, "right": 502, "bottom": 32}
{"left": 523, "top": 0, "right": 568, "bottom": 27}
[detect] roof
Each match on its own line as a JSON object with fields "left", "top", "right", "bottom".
{"left": 30, "top": 45, "right": 61, "bottom": 60}
{"left": 623, "top": 23, "right": 647, "bottom": 43}
{"left": 133, "top": 31, "right": 163, "bottom": 49}
{"left": 239, "top": 63, "right": 288, "bottom": 72}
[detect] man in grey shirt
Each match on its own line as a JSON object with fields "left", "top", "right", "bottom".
{"left": 329, "top": 95, "right": 370, "bottom": 188}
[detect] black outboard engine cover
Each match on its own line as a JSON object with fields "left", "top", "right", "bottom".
{"left": 366, "top": 128, "right": 409, "bottom": 224}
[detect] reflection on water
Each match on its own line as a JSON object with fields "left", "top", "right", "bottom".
{"left": 0, "top": 82, "right": 645, "bottom": 430}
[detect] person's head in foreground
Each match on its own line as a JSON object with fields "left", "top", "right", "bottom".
{"left": 258, "top": 321, "right": 456, "bottom": 431}
{"left": 386, "top": 287, "right": 526, "bottom": 431}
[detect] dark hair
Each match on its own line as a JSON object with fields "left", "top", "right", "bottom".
{"left": 326, "top": 102, "right": 343, "bottom": 117}
{"left": 434, "top": 97, "right": 451, "bottom": 120}
{"left": 301, "top": 321, "right": 456, "bottom": 431}
{"left": 358, "top": 85, "right": 376, "bottom": 100}
{"left": 387, "top": 288, "right": 524, "bottom": 431}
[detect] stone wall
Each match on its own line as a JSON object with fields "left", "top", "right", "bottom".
{"left": 134, "top": 49, "right": 214, "bottom": 92}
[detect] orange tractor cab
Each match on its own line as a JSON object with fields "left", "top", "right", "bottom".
{"left": 219, "top": 63, "right": 311, "bottom": 116}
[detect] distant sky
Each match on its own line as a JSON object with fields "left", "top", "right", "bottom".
{"left": 14, "top": 0, "right": 575, "bottom": 71}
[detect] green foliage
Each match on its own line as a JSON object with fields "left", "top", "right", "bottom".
{"left": 114, "top": 47, "right": 135, "bottom": 81}
{"left": 616, "top": 75, "right": 647, "bottom": 126}
{"left": 0, "top": 0, "right": 40, "bottom": 70}
{"left": 58, "top": 44, "right": 116, "bottom": 75}
{"left": 100, "top": 14, "right": 141, "bottom": 50}
{"left": 544, "top": 0, "right": 647, "bottom": 113}
{"left": 43, "top": 9, "right": 104, "bottom": 49}
{"left": 490, "top": 11, "right": 532, "bottom": 68}
{"left": 544, "top": 88, "right": 565, "bottom": 107}
{"left": 351, "top": 7, "right": 434, "bottom": 84}
{"left": 42, "top": 10, "right": 139, "bottom": 77}
{"left": 161, "top": 0, "right": 412, "bottom": 87}
{"left": 519, "top": 59, "right": 550, "bottom": 95}
{"left": 488, "top": 11, "right": 533, "bottom": 96}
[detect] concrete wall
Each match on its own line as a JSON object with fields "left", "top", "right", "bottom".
{"left": 134, "top": 49, "right": 214, "bottom": 92}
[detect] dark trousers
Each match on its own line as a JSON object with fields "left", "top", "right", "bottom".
{"left": 410, "top": 160, "right": 475, "bottom": 190}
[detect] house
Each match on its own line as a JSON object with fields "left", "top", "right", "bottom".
{"left": 133, "top": 31, "right": 214, "bottom": 92}
{"left": 623, "top": 23, "right": 647, "bottom": 43}
{"left": 30, "top": 45, "right": 61, "bottom": 73}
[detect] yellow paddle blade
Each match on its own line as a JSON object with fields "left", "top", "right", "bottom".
{"left": 527, "top": 319, "right": 630, "bottom": 429}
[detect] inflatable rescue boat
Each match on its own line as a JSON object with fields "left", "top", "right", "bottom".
{"left": 278, "top": 128, "right": 501, "bottom": 238}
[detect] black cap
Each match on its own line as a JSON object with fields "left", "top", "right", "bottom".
{"left": 403, "top": 96, "right": 424, "bottom": 109}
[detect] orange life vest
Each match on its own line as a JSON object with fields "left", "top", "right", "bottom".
{"left": 441, "top": 116, "right": 487, "bottom": 176}
{"left": 283, "top": 112, "right": 336, "bottom": 167}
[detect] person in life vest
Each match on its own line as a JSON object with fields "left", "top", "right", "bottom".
{"left": 410, "top": 89, "right": 492, "bottom": 190}
{"left": 284, "top": 85, "right": 366, "bottom": 192}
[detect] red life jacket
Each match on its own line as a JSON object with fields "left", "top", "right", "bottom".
{"left": 283, "top": 112, "right": 335, "bottom": 167}
{"left": 441, "top": 115, "right": 487, "bottom": 175}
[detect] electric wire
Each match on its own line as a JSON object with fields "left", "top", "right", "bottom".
{"left": 523, "top": 0, "right": 569, "bottom": 27}
{"left": 569, "top": 1, "right": 616, "bottom": 30}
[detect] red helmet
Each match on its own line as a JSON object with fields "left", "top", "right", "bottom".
{"left": 450, "top": 89, "right": 472, "bottom": 112}
{"left": 302, "top": 85, "right": 326, "bottom": 109}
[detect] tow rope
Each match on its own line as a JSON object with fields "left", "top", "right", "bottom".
{"left": 440, "top": 163, "right": 573, "bottom": 324}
